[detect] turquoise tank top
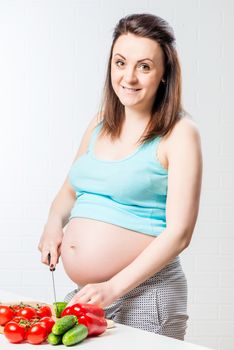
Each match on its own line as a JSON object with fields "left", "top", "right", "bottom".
{"left": 68, "top": 120, "right": 168, "bottom": 236}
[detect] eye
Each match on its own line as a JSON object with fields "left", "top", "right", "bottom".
{"left": 139, "top": 64, "right": 150, "bottom": 71}
{"left": 115, "top": 60, "right": 124, "bottom": 67}
{"left": 114, "top": 60, "right": 150, "bottom": 72}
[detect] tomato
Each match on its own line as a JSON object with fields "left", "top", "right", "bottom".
{"left": 4, "top": 321, "right": 26, "bottom": 343}
{"left": 39, "top": 316, "right": 55, "bottom": 334}
{"left": 26, "top": 323, "right": 47, "bottom": 344}
{"left": 12, "top": 316, "right": 28, "bottom": 323}
{"left": 0, "top": 305, "right": 14, "bottom": 326}
{"left": 16, "top": 306, "right": 37, "bottom": 320}
{"left": 11, "top": 304, "right": 22, "bottom": 313}
{"left": 36, "top": 305, "right": 52, "bottom": 318}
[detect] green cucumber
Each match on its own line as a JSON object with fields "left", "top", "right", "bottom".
{"left": 53, "top": 301, "right": 68, "bottom": 318}
{"left": 47, "top": 332, "right": 62, "bottom": 345}
{"left": 52, "top": 315, "right": 77, "bottom": 335}
{"left": 62, "top": 324, "right": 88, "bottom": 346}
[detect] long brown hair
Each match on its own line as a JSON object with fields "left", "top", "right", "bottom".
{"left": 97, "top": 13, "right": 187, "bottom": 144}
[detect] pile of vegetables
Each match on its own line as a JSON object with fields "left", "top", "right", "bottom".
{"left": 0, "top": 303, "right": 54, "bottom": 344}
{"left": 48, "top": 315, "right": 88, "bottom": 346}
{"left": 0, "top": 301, "right": 108, "bottom": 346}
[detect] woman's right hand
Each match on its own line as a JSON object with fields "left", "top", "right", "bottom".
{"left": 38, "top": 224, "right": 64, "bottom": 268}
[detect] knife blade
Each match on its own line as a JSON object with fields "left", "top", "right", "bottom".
{"left": 47, "top": 253, "right": 58, "bottom": 316}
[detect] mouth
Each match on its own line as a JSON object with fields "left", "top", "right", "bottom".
{"left": 121, "top": 85, "right": 142, "bottom": 92}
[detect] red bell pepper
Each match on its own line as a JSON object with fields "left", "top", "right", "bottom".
{"left": 78, "top": 312, "right": 107, "bottom": 336}
{"left": 79, "top": 304, "right": 105, "bottom": 318}
{"left": 61, "top": 303, "right": 105, "bottom": 319}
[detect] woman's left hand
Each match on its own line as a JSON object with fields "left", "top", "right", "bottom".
{"left": 66, "top": 281, "right": 118, "bottom": 308}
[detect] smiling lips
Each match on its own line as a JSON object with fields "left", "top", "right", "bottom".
{"left": 122, "top": 85, "right": 141, "bottom": 92}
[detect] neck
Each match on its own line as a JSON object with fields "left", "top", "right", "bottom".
{"left": 120, "top": 108, "right": 151, "bottom": 144}
{"left": 124, "top": 106, "right": 151, "bottom": 123}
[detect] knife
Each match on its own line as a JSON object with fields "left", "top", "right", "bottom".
{"left": 47, "top": 253, "right": 58, "bottom": 316}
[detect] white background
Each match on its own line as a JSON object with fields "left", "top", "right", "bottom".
{"left": 0, "top": 1, "right": 233, "bottom": 349}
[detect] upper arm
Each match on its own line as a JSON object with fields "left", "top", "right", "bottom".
{"left": 165, "top": 117, "right": 203, "bottom": 245}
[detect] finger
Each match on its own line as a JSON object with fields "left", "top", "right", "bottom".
{"left": 41, "top": 248, "right": 58, "bottom": 267}
{"left": 87, "top": 296, "right": 99, "bottom": 305}
{"left": 41, "top": 248, "right": 50, "bottom": 265}
{"left": 67, "top": 296, "right": 80, "bottom": 307}
{"left": 58, "top": 243, "right": 62, "bottom": 255}
{"left": 67, "top": 295, "right": 86, "bottom": 307}
{"left": 57, "top": 244, "right": 62, "bottom": 264}
{"left": 67, "top": 291, "right": 91, "bottom": 307}
{"left": 48, "top": 249, "right": 59, "bottom": 268}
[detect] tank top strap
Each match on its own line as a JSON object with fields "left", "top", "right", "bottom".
{"left": 147, "top": 135, "right": 162, "bottom": 148}
{"left": 88, "top": 120, "right": 103, "bottom": 152}
{"left": 139, "top": 134, "right": 162, "bottom": 161}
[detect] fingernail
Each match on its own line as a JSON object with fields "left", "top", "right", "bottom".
{"left": 50, "top": 264, "right": 55, "bottom": 271}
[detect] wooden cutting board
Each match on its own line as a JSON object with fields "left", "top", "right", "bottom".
{"left": 0, "top": 301, "right": 115, "bottom": 334}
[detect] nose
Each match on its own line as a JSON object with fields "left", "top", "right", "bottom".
{"left": 124, "top": 66, "right": 138, "bottom": 84}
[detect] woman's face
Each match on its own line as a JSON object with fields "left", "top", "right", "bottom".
{"left": 111, "top": 32, "right": 165, "bottom": 112}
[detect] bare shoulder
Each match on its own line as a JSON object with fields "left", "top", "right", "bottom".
{"left": 72, "top": 111, "right": 104, "bottom": 161}
{"left": 166, "top": 116, "right": 201, "bottom": 153}
{"left": 165, "top": 115, "right": 203, "bottom": 174}
{"left": 170, "top": 116, "right": 200, "bottom": 140}
{"left": 158, "top": 116, "right": 201, "bottom": 169}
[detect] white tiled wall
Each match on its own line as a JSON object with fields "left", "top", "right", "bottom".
{"left": 0, "top": 1, "right": 233, "bottom": 349}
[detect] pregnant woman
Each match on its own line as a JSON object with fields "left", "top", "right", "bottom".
{"left": 38, "top": 13, "right": 202, "bottom": 340}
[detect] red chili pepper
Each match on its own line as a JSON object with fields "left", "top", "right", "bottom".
{"left": 78, "top": 313, "right": 107, "bottom": 336}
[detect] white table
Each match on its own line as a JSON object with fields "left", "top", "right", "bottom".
{"left": 0, "top": 290, "right": 213, "bottom": 350}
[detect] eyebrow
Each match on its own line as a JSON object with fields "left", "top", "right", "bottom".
{"left": 114, "top": 53, "right": 154, "bottom": 63}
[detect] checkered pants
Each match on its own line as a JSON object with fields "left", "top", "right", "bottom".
{"left": 64, "top": 256, "right": 189, "bottom": 340}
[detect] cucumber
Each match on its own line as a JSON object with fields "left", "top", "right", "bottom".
{"left": 53, "top": 301, "right": 68, "bottom": 318}
{"left": 52, "top": 315, "right": 77, "bottom": 335}
{"left": 47, "top": 332, "right": 62, "bottom": 345}
{"left": 62, "top": 324, "right": 88, "bottom": 346}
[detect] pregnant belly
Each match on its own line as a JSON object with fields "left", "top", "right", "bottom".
{"left": 61, "top": 217, "right": 155, "bottom": 286}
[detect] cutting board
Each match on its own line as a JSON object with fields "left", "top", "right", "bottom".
{"left": 0, "top": 301, "right": 115, "bottom": 334}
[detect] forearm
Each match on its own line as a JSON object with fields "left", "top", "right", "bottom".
{"left": 45, "top": 195, "right": 75, "bottom": 229}
{"left": 45, "top": 205, "right": 66, "bottom": 229}
{"left": 109, "top": 228, "right": 189, "bottom": 298}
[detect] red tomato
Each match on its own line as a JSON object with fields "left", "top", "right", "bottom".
{"left": 26, "top": 323, "right": 47, "bottom": 344}
{"left": 0, "top": 305, "right": 14, "bottom": 326}
{"left": 11, "top": 304, "right": 22, "bottom": 313}
{"left": 16, "top": 306, "right": 37, "bottom": 320}
{"left": 12, "top": 316, "right": 28, "bottom": 323}
{"left": 39, "top": 316, "right": 55, "bottom": 334}
{"left": 4, "top": 321, "right": 26, "bottom": 343}
{"left": 36, "top": 305, "right": 52, "bottom": 318}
